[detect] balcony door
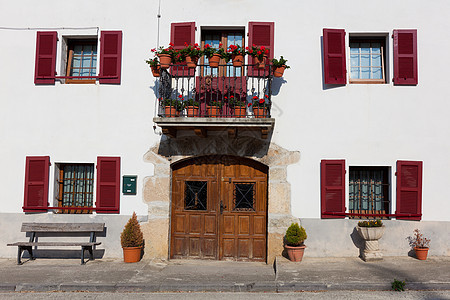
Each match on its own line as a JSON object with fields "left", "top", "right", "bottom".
{"left": 170, "top": 155, "right": 268, "bottom": 261}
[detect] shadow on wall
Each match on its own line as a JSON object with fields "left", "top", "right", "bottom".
{"left": 157, "top": 133, "right": 272, "bottom": 159}
{"left": 350, "top": 227, "right": 365, "bottom": 259}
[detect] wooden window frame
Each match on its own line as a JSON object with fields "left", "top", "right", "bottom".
{"left": 200, "top": 29, "right": 245, "bottom": 77}
{"left": 349, "top": 37, "right": 386, "bottom": 84}
{"left": 65, "top": 39, "right": 98, "bottom": 84}
{"left": 56, "top": 163, "right": 94, "bottom": 214}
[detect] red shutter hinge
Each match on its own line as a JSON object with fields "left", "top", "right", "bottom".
{"left": 195, "top": 27, "right": 197, "bottom": 31}
{"left": 395, "top": 172, "right": 397, "bottom": 176}
{"left": 391, "top": 34, "right": 394, "bottom": 38}
{"left": 247, "top": 32, "right": 249, "bottom": 37}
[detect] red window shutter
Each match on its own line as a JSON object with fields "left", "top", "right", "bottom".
{"left": 23, "top": 156, "right": 50, "bottom": 212}
{"left": 96, "top": 157, "right": 120, "bottom": 213}
{"left": 396, "top": 160, "right": 422, "bottom": 220}
{"left": 321, "top": 160, "right": 346, "bottom": 218}
{"left": 248, "top": 22, "right": 274, "bottom": 77}
{"left": 34, "top": 31, "right": 57, "bottom": 85}
{"left": 171, "top": 22, "right": 196, "bottom": 77}
{"left": 323, "top": 28, "right": 346, "bottom": 85}
{"left": 393, "top": 29, "right": 418, "bottom": 85}
{"left": 99, "top": 31, "right": 122, "bottom": 84}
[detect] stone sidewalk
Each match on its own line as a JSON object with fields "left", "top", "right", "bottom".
{"left": 0, "top": 256, "right": 448, "bottom": 292}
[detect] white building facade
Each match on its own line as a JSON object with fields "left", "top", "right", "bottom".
{"left": 1, "top": 0, "right": 449, "bottom": 262}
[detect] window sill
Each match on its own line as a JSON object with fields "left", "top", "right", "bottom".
{"left": 65, "top": 79, "right": 96, "bottom": 84}
{"left": 349, "top": 79, "right": 386, "bottom": 84}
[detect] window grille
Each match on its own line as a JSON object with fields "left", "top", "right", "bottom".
{"left": 58, "top": 164, "right": 94, "bottom": 213}
{"left": 233, "top": 182, "right": 255, "bottom": 211}
{"left": 185, "top": 181, "right": 207, "bottom": 210}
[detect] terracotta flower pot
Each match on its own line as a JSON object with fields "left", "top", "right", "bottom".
{"left": 232, "top": 54, "right": 244, "bottom": 67}
{"left": 233, "top": 106, "right": 246, "bottom": 118}
{"left": 122, "top": 246, "right": 142, "bottom": 263}
{"left": 151, "top": 65, "right": 161, "bottom": 77}
{"left": 158, "top": 54, "right": 172, "bottom": 69}
{"left": 273, "top": 65, "right": 286, "bottom": 78}
{"left": 285, "top": 245, "right": 306, "bottom": 262}
{"left": 186, "top": 56, "right": 198, "bottom": 68}
{"left": 208, "top": 54, "right": 221, "bottom": 68}
{"left": 164, "top": 106, "right": 179, "bottom": 117}
{"left": 254, "top": 55, "right": 267, "bottom": 69}
{"left": 186, "top": 106, "right": 199, "bottom": 117}
{"left": 414, "top": 247, "right": 429, "bottom": 260}
{"left": 253, "top": 107, "right": 267, "bottom": 118}
{"left": 207, "top": 106, "right": 221, "bottom": 118}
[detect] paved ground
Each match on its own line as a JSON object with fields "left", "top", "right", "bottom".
{"left": 0, "top": 256, "right": 448, "bottom": 293}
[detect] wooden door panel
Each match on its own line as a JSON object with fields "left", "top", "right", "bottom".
{"left": 238, "top": 216, "right": 250, "bottom": 235}
{"left": 171, "top": 156, "right": 267, "bottom": 261}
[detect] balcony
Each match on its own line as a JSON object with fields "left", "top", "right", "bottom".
{"left": 152, "top": 63, "right": 275, "bottom": 139}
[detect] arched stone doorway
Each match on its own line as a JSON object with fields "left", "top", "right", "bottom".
{"left": 170, "top": 155, "right": 268, "bottom": 261}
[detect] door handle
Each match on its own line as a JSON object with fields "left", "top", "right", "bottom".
{"left": 220, "top": 201, "right": 227, "bottom": 214}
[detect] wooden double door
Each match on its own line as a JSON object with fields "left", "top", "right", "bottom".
{"left": 170, "top": 155, "right": 268, "bottom": 261}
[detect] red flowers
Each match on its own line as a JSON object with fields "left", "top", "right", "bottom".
{"left": 259, "top": 98, "right": 265, "bottom": 104}
{"left": 151, "top": 48, "right": 156, "bottom": 52}
{"left": 248, "top": 103, "right": 252, "bottom": 107}
{"left": 205, "top": 44, "right": 211, "bottom": 48}
{"left": 178, "top": 95, "right": 183, "bottom": 98}
{"left": 253, "top": 96, "right": 258, "bottom": 100}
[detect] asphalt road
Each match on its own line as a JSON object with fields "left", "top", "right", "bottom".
{"left": 0, "top": 291, "right": 449, "bottom": 299}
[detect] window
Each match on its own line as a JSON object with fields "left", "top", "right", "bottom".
{"left": 323, "top": 28, "right": 418, "bottom": 85}
{"left": 321, "top": 160, "right": 423, "bottom": 220}
{"left": 349, "top": 37, "right": 386, "bottom": 84}
{"left": 184, "top": 181, "right": 207, "bottom": 210}
{"left": 56, "top": 163, "right": 94, "bottom": 213}
{"left": 34, "top": 31, "right": 122, "bottom": 85}
{"left": 23, "top": 156, "right": 121, "bottom": 214}
{"left": 201, "top": 29, "right": 244, "bottom": 77}
{"left": 65, "top": 39, "right": 97, "bottom": 84}
{"left": 349, "top": 166, "right": 390, "bottom": 218}
{"left": 234, "top": 182, "right": 255, "bottom": 211}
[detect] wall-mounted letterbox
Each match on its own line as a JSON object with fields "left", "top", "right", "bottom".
{"left": 122, "top": 175, "right": 137, "bottom": 195}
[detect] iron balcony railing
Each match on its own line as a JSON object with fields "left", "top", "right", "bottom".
{"left": 155, "top": 63, "right": 274, "bottom": 118}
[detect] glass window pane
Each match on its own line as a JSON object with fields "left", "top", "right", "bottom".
{"left": 372, "top": 54, "right": 381, "bottom": 67}
{"left": 350, "top": 43, "right": 360, "bottom": 53}
{"left": 72, "top": 57, "right": 80, "bottom": 68}
{"left": 361, "top": 67, "right": 370, "bottom": 79}
{"left": 351, "top": 67, "right": 360, "bottom": 79}
{"left": 350, "top": 54, "right": 359, "bottom": 67}
{"left": 361, "top": 55, "right": 370, "bottom": 67}
{"left": 371, "top": 43, "right": 381, "bottom": 54}
{"left": 82, "top": 57, "right": 91, "bottom": 68}
{"left": 185, "top": 181, "right": 207, "bottom": 210}
{"left": 234, "top": 183, "right": 255, "bottom": 211}
{"left": 73, "top": 45, "right": 82, "bottom": 54}
{"left": 372, "top": 67, "right": 382, "bottom": 79}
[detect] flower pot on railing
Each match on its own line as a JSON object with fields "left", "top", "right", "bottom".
{"left": 253, "top": 107, "right": 267, "bottom": 118}
{"left": 158, "top": 54, "right": 172, "bottom": 69}
{"left": 186, "top": 56, "right": 199, "bottom": 69}
{"left": 273, "top": 65, "right": 286, "bottom": 78}
{"left": 207, "top": 106, "right": 221, "bottom": 118}
{"left": 208, "top": 54, "right": 221, "bottom": 68}
{"left": 254, "top": 55, "right": 267, "bottom": 69}
{"left": 186, "top": 106, "right": 199, "bottom": 117}
{"left": 164, "top": 106, "right": 180, "bottom": 117}
{"left": 233, "top": 106, "right": 246, "bottom": 118}
{"left": 151, "top": 65, "right": 161, "bottom": 77}
{"left": 232, "top": 54, "right": 244, "bottom": 67}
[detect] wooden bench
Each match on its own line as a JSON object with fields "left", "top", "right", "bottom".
{"left": 7, "top": 223, "right": 105, "bottom": 265}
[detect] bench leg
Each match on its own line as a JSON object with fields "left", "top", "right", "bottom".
{"left": 17, "top": 246, "right": 34, "bottom": 265}
{"left": 81, "top": 247, "right": 86, "bottom": 265}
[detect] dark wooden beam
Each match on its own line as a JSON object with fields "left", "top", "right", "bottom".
{"left": 228, "top": 128, "right": 237, "bottom": 139}
{"left": 194, "top": 128, "right": 207, "bottom": 138}
{"left": 162, "top": 127, "right": 177, "bottom": 138}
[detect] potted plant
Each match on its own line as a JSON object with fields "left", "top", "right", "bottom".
{"left": 207, "top": 100, "right": 223, "bottom": 117}
{"left": 161, "top": 98, "right": 182, "bottom": 117}
{"left": 120, "top": 212, "right": 144, "bottom": 263}
{"left": 229, "top": 96, "right": 247, "bottom": 118}
{"left": 203, "top": 43, "right": 220, "bottom": 68}
{"left": 271, "top": 56, "right": 290, "bottom": 77}
{"left": 228, "top": 44, "right": 245, "bottom": 67}
{"left": 246, "top": 44, "right": 269, "bottom": 69}
{"left": 409, "top": 229, "right": 431, "bottom": 260}
{"left": 184, "top": 43, "right": 202, "bottom": 68}
{"left": 184, "top": 98, "right": 199, "bottom": 117}
{"left": 356, "top": 219, "right": 385, "bottom": 261}
{"left": 250, "top": 95, "right": 269, "bottom": 118}
{"left": 151, "top": 45, "right": 174, "bottom": 69}
{"left": 284, "top": 223, "right": 307, "bottom": 262}
{"left": 146, "top": 57, "right": 160, "bottom": 77}
{"left": 217, "top": 47, "right": 231, "bottom": 64}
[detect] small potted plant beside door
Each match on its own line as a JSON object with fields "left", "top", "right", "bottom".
{"left": 284, "top": 223, "right": 307, "bottom": 262}
{"left": 121, "top": 212, "right": 144, "bottom": 263}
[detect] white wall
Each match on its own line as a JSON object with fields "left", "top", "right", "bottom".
{"left": 1, "top": 0, "right": 450, "bottom": 222}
